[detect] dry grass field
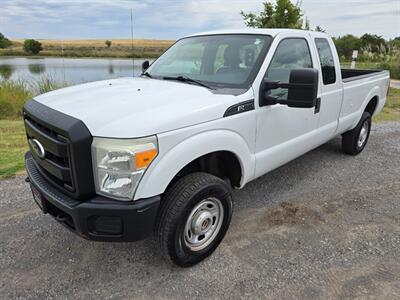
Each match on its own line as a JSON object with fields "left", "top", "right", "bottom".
{"left": 1, "top": 39, "right": 174, "bottom": 58}
{"left": 11, "top": 39, "right": 174, "bottom": 48}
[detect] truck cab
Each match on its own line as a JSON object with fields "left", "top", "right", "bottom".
{"left": 24, "top": 29, "right": 390, "bottom": 267}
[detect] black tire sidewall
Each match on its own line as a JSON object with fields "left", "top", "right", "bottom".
{"left": 172, "top": 182, "right": 232, "bottom": 264}
{"left": 355, "top": 113, "right": 372, "bottom": 152}
{"left": 342, "top": 111, "right": 372, "bottom": 155}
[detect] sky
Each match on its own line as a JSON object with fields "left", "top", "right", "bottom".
{"left": 0, "top": 0, "right": 399, "bottom": 40}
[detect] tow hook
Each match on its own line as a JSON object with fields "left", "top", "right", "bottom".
{"left": 55, "top": 214, "right": 70, "bottom": 222}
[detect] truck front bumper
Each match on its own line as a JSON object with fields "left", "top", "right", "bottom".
{"left": 25, "top": 152, "right": 160, "bottom": 242}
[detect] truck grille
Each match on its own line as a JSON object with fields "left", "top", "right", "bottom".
{"left": 23, "top": 100, "right": 95, "bottom": 199}
{"left": 24, "top": 114, "right": 75, "bottom": 192}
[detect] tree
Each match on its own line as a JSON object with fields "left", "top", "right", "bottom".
{"left": 388, "top": 37, "right": 400, "bottom": 48}
{"left": 332, "top": 35, "right": 362, "bottom": 59}
{"left": 360, "top": 34, "right": 386, "bottom": 53}
{"left": 23, "top": 39, "right": 43, "bottom": 55}
{"left": 105, "top": 40, "right": 112, "bottom": 48}
{"left": 0, "top": 33, "right": 12, "bottom": 49}
{"left": 241, "top": 0, "right": 304, "bottom": 29}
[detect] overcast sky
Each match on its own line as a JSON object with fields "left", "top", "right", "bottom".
{"left": 1, "top": 0, "right": 399, "bottom": 40}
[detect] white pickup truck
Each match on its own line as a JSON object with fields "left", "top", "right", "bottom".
{"left": 24, "top": 29, "right": 390, "bottom": 267}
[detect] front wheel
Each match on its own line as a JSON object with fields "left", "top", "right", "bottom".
{"left": 156, "top": 172, "right": 233, "bottom": 267}
{"left": 342, "top": 111, "right": 372, "bottom": 155}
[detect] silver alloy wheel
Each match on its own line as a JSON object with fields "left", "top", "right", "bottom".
{"left": 184, "top": 197, "right": 224, "bottom": 251}
{"left": 358, "top": 120, "right": 369, "bottom": 148}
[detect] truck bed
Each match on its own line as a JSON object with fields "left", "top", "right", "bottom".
{"left": 341, "top": 68, "right": 385, "bottom": 83}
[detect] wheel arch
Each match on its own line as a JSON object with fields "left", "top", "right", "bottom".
{"left": 364, "top": 96, "right": 378, "bottom": 116}
{"left": 361, "top": 84, "right": 384, "bottom": 117}
{"left": 134, "top": 130, "right": 254, "bottom": 200}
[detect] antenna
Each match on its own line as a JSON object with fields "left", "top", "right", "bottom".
{"left": 130, "top": 8, "right": 135, "bottom": 77}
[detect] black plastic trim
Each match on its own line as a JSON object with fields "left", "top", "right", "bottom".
{"left": 341, "top": 69, "right": 385, "bottom": 83}
{"left": 26, "top": 152, "right": 160, "bottom": 242}
{"left": 224, "top": 100, "right": 255, "bottom": 117}
{"left": 314, "top": 97, "right": 321, "bottom": 114}
{"left": 23, "top": 100, "right": 95, "bottom": 199}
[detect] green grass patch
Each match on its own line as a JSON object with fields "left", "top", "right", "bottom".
{"left": 0, "top": 120, "right": 27, "bottom": 178}
{"left": 0, "top": 77, "right": 66, "bottom": 120}
{"left": 373, "top": 88, "right": 400, "bottom": 122}
{"left": 0, "top": 80, "right": 32, "bottom": 119}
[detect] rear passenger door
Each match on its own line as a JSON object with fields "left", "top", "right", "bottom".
{"left": 313, "top": 35, "right": 343, "bottom": 136}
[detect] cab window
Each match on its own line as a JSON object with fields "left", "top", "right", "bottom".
{"left": 315, "top": 38, "right": 336, "bottom": 85}
{"left": 265, "top": 38, "right": 313, "bottom": 100}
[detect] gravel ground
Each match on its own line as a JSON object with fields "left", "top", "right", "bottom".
{"left": 1, "top": 121, "right": 400, "bottom": 299}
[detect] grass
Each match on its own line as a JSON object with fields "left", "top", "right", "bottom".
{"left": 373, "top": 88, "right": 400, "bottom": 122}
{"left": 0, "top": 80, "right": 32, "bottom": 119}
{"left": 0, "top": 120, "right": 27, "bottom": 178}
{"left": 0, "top": 77, "right": 66, "bottom": 120}
{"left": 0, "top": 39, "right": 174, "bottom": 59}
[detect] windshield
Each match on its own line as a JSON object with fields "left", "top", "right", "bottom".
{"left": 146, "top": 34, "right": 272, "bottom": 89}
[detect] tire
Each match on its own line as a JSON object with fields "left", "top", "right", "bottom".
{"left": 342, "top": 111, "right": 372, "bottom": 155}
{"left": 156, "top": 172, "right": 233, "bottom": 267}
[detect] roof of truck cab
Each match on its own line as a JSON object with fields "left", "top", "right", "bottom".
{"left": 186, "top": 28, "right": 329, "bottom": 38}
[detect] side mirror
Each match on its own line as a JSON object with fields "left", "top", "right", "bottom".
{"left": 260, "top": 68, "right": 319, "bottom": 108}
{"left": 142, "top": 60, "right": 150, "bottom": 73}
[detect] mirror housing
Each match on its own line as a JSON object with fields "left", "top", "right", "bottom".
{"left": 142, "top": 60, "right": 150, "bottom": 73}
{"left": 260, "top": 68, "right": 319, "bottom": 108}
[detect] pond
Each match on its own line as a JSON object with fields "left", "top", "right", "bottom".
{"left": 0, "top": 57, "right": 152, "bottom": 85}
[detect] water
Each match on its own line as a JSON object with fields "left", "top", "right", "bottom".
{"left": 0, "top": 57, "right": 152, "bottom": 85}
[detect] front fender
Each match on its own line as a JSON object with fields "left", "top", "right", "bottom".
{"left": 134, "top": 130, "right": 254, "bottom": 200}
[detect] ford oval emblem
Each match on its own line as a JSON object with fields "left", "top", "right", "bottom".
{"left": 29, "top": 138, "right": 46, "bottom": 159}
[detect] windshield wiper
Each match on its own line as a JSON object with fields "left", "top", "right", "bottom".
{"left": 162, "top": 75, "right": 214, "bottom": 90}
{"left": 141, "top": 71, "right": 153, "bottom": 78}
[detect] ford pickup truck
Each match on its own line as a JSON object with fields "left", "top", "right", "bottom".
{"left": 24, "top": 29, "right": 390, "bottom": 267}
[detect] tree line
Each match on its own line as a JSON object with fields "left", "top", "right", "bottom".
{"left": 241, "top": 0, "right": 399, "bottom": 62}
{"left": 0, "top": 35, "right": 113, "bottom": 55}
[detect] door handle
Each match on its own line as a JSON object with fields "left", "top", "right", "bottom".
{"left": 314, "top": 97, "right": 321, "bottom": 114}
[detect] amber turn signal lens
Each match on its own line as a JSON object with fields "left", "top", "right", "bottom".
{"left": 135, "top": 149, "right": 157, "bottom": 170}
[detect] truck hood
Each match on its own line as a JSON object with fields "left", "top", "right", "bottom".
{"left": 34, "top": 77, "right": 239, "bottom": 138}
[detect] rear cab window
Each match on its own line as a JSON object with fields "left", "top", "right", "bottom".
{"left": 315, "top": 38, "right": 336, "bottom": 85}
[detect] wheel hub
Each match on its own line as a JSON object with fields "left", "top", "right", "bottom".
{"left": 184, "top": 198, "right": 224, "bottom": 251}
{"left": 192, "top": 211, "right": 213, "bottom": 234}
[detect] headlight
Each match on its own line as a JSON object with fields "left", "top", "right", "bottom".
{"left": 91, "top": 136, "right": 158, "bottom": 201}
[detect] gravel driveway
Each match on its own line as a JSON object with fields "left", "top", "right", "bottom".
{"left": 1, "top": 122, "right": 400, "bottom": 299}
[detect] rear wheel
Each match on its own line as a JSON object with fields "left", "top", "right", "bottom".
{"left": 342, "top": 111, "right": 371, "bottom": 155}
{"left": 156, "top": 172, "right": 232, "bottom": 267}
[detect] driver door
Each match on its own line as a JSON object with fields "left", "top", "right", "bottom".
{"left": 254, "top": 35, "right": 321, "bottom": 178}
